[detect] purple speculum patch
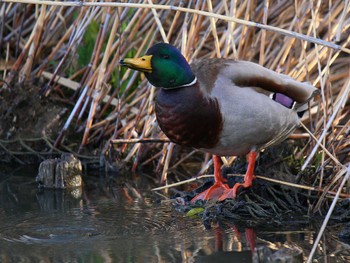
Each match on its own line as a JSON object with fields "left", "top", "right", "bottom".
{"left": 272, "top": 93, "right": 294, "bottom": 109}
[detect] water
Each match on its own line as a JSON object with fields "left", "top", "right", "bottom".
{"left": 0, "top": 166, "right": 349, "bottom": 262}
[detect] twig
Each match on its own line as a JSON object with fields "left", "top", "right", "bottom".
{"left": 262, "top": 175, "right": 349, "bottom": 198}
{"left": 299, "top": 122, "right": 342, "bottom": 166}
{"left": 110, "top": 138, "right": 170, "bottom": 144}
{"left": 2, "top": 0, "right": 350, "bottom": 54}
{"left": 307, "top": 165, "right": 350, "bottom": 262}
{"left": 302, "top": 79, "right": 350, "bottom": 170}
{"left": 151, "top": 173, "right": 350, "bottom": 198}
{"left": 151, "top": 174, "right": 214, "bottom": 191}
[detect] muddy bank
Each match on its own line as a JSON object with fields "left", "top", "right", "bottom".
{"left": 0, "top": 78, "right": 67, "bottom": 163}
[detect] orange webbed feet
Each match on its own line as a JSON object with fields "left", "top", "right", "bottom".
{"left": 218, "top": 151, "right": 257, "bottom": 201}
{"left": 191, "top": 155, "right": 229, "bottom": 203}
{"left": 218, "top": 181, "right": 254, "bottom": 201}
{"left": 191, "top": 182, "right": 229, "bottom": 203}
{"left": 191, "top": 152, "right": 258, "bottom": 203}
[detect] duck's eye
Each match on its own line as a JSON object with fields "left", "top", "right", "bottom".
{"left": 162, "top": 55, "right": 170, "bottom": 59}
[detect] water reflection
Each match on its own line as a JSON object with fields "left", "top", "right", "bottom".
{"left": 0, "top": 166, "right": 349, "bottom": 262}
{"left": 0, "top": 166, "right": 237, "bottom": 262}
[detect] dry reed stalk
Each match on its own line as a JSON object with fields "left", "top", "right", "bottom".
{"left": 151, "top": 172, "right": 350, "bottom": 199}
{"left": 307, "top": 165, "right": 350, "bottom": 262}
{"left": 1, "top": 1, "right": 347, "bottom": 153}
{"left": 1, "top": 2, "right": 349, "bottom": 246}
{"left": 2, "top": 0, "right": 349, "bottom": 53}
{"left": 2, "top": 1, "right": 348, "bottom": 173}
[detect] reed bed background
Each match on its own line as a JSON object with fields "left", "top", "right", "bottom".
{"left": 1, "top": 0, "right": 349, "bottom": 192}
{"left": 0, "top": 1, "right": 349, "bottom": 205}
{"left": 0, "top": 0, "right": 350, "bottom": 260}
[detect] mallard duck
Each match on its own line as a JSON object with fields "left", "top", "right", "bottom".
{"left": 120, "top": 43, "right": 318, "bottom": 202}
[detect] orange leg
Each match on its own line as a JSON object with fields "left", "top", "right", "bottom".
{"left": 232, "top": 226, "right": 257, "bottom": 254}
{"left": 245, "top": 228, "right": 257, "bottom": 254}
{"left": 219, "top": 151, "right": 257, "bottom": 200}
{"left": 191, "top": 155, "right": 229, "bottom": 203}
{"left": 214, "top": 226, "right": 224, "bottom": 251}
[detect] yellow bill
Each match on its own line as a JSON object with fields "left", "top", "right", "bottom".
{"left": 120, "top": 55, "right": 152, "bottom": 73}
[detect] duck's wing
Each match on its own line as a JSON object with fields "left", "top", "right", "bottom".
{"left": 191, "top": 59, "right": 318, "bottom": 107}
{"left": 221, "top": 60, "right": 319, "bottom": 104}
{"left": 219, "top": 60, "right": 318, "bottom": 148}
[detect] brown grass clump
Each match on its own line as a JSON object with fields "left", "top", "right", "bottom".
{"left": 1, "top": 1, "right": 349, "bottom": 182}
{"left": 0, "top": 0, "right": 349, "bottom": 255}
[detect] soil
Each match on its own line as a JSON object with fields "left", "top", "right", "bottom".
{"left": 0, "top": 78, "right": 67, "bottom": 163}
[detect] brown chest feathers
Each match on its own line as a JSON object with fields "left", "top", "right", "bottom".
{"left": 155, "top": 83, "right": 223, "bottom": 149}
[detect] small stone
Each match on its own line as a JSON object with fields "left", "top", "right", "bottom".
{"left": 269, "top": 246, "right": 303, "bottom": 263}
{"left": 37, "top": 159, "right": 57, "bottom": 188}
{"left": 253, "top": 245, "right": 303, "bottom": 263}
{"left": 36, "top": 153, "right": 82, "bottom": 189}
{"left": 253, "top": 245, "right": 273, "bottom": 263}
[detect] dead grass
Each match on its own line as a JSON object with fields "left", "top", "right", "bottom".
{"left": 0, "top": 1, "right": 350, "bottom": 259}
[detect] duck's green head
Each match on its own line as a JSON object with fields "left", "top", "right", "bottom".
{"left": 120, "top": 43, "right": 195, "bottom": 89}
